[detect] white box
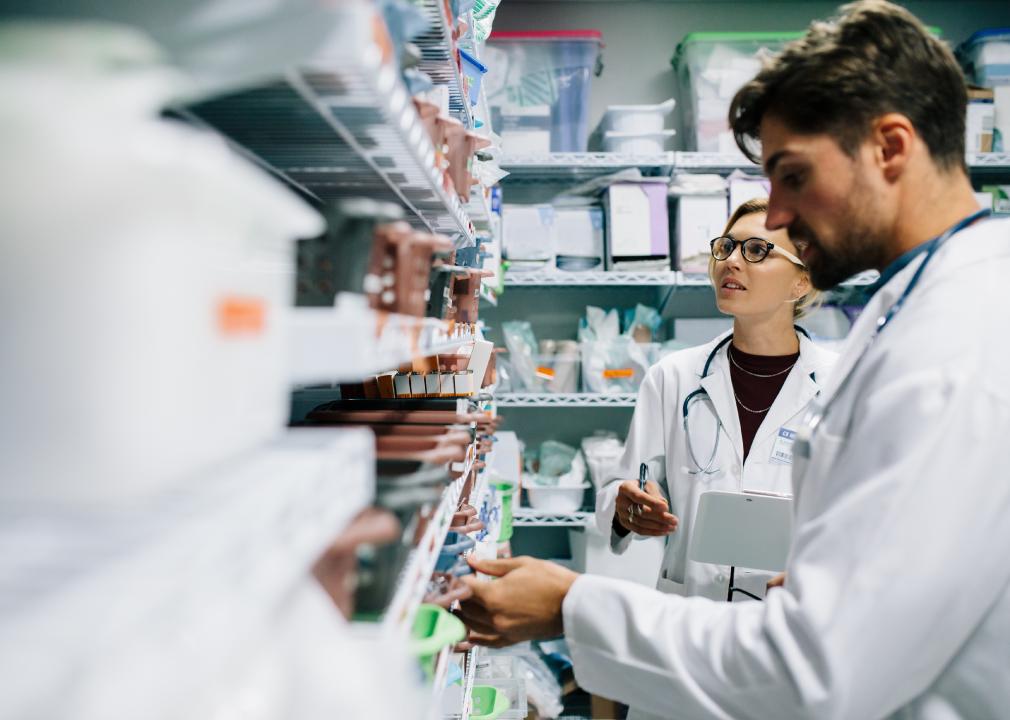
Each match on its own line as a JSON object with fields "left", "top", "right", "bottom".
{"left": 502, "top": 204, "right": 556, "bottom": 262}
{"left": 676, "top": 194, "right": 729, "bottom": 273}
{"left": 966, "top": 100, "right": 995, "bottom": 153}
{"left": 728, "top": 173, "right": 770, "bottom": 211}
{"left": 604, "top": 182, "right": 670, "bottom": 268}
{"left": 498, "top": 104, "right": 551, "bottom": 154}
{"left": 553, "top": 206, "right": 605, "bottom": 261}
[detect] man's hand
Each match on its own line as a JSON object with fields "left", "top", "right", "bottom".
{"left": 767, "top": 573, "right": 787, "bottom": 591}
{"left": 614, "top": 480, "right": 679, "bottom": 536}
{"left": 456, "top": 556, "right": 578, "bottom": 648}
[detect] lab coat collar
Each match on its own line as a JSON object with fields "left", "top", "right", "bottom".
{"left": 698, "top": 335, "right": 744, "bottom": 465}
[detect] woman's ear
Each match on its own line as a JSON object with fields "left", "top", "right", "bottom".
{"left": 793, "top": 272, "right": 811, "bottom": 301}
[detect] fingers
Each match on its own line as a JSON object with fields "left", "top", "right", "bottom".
{"left": 455, "top": 600, "right": 497, "bottom": 635}
{"left": 467, "top": 555, "right": 527, "bottom": 577}
{"left": 466, "top": 630, "right": 511, "bottom": 649}
{"left": 767, "top": 572, "right": 787, "bottom": 591}
{"left": 616, "top": 496, "right": 678, "bottom": 526}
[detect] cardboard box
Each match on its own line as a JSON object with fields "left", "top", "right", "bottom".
{"left": 675, "top": 193, "right": 729, "bottom": 274}
{"left": 603, "top": 181, "right": 670, "bottom": 270}
{"left": 553, "top": 205, "right": 605, "bottom": 268}
{"left": 502, "top": 204, "right": 556, "bottom": 264}
{"left": 966, "top": 87, "right": 995, "bottom": 153}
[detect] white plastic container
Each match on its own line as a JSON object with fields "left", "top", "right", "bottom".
{"left": 0, "top": 24, "right": 324, "bottom": 506}
{"left": 603, "top": 129, "right": 676, "bottom": 154}
{"left": 958, "top": 29, "right": 1010, "bottom": 87}
{"left": 603, "top": 98, "right": 676, "bottom": 134}
{"left": 525, "top": 483, "right": 589, "bottom": 513}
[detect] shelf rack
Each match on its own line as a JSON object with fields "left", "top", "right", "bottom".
{"left": 187, "top": 3, "right": 475, "bottom": 246}
{"left": 504, "top": 270, "right": 678, "bottom": 286}
{"left": 415, "top": 0, "right": 474, "bottom": 129}
{"left": 500, "top": 152, "right": 677, "bottom": 182}
{"left": 503, "top": 269, "right": 878, "bottom": 288}
{"left": 497, "top": 393, "right": 637, "bottom": 408}
{"left": 513, "top": 509, "right": 594, "bottom": 527}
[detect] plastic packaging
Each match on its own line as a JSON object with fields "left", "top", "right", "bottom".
{"left": 470, "top": 685, "right": 512, "bottom": 720}
{"left": 580, "top": 338, "right": 657, "bottom": 393}
{"left": 502, "top": 321, "right": 544, "bottom": 391}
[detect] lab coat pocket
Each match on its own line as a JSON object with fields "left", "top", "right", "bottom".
{"left": 656, "top": 575, "right": 687, "bottom": 596}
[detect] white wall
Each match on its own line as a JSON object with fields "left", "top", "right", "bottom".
{"left": 492, "top": 1, "right": 1010, "bottom": 142}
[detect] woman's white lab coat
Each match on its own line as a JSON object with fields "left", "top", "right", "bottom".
{"left": 596, "top": 331, "right": 838, "bottom": 601}
{"left": 563, "top": 217, "right": 1010, "bottom": 719}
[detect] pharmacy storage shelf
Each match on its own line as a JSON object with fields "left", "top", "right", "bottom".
{"left": 513, "top": 509, "right": 593, "bottom": 527}
{"left": 415, "top": 0, "right": 474, "bottom": 129}
{"left": 968, "top": 152, "right": 1010, "bottom": 178}
{"left": 501, "top": 152, "right": 677, "bottom": 181}
{"left": 188, "top": 2, "right": 476, "bottom": 246}
{"left": 1, "top": 428, "right": 374, "bottom": 719}
{"left": 674, "top": 151, "right": 761, "bottom": 174}
{"left": 505, "top": 270, "right": 678, "bottom": 286}
{"left": 674, "top": 151, "right": 1010, "bottom": 176}
{"left": 497, "top": 393, "right": 637, "bottom": 408}
{"left": 381, "top": 442, "right": 479, "bottom": 638}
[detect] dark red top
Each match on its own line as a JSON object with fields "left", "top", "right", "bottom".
{"left": 728, "top": 344, "right": 800, "bottom": 462}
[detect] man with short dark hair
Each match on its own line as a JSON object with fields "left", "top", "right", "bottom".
{"left": 457, "top": 2, "right": 1010, "bottom": 717}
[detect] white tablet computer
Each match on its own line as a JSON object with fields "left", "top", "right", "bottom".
{"left": 689, "top": 490, "right": 793, "bottom": 572}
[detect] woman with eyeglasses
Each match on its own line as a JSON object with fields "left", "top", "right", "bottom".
{"left": 595, "top": 197, "right": 838, "bottom": 603}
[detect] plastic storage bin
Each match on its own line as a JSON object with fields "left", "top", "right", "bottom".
{"left": 486, "top": 30, "right": 604, "bottom": 152}
{"left": 603, "top": 98, "right": 676, "bottom": 134}
{"left": 410, "top": 604, "right": 466, "bottom": 679}
{"left": 525, "top": 483, "right": 588, "bottom": 513}
{"left": 958, "top": 28, "right": 1010, "bottom": 87}
{"left": 673, "top": 32, "right": 801, "bottom": 153}
{"left": 472, "top": 679, "right": 527, "bottom": 720}
{"left": 470, "top": 685, "right": 511, "bottom": 720}
{"left": 603, "top": 129, "right": 676, "bottom": 154}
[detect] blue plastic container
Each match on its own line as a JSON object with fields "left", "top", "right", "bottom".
{"left": 459, "top": 48, "right": 488, "bottom": 107}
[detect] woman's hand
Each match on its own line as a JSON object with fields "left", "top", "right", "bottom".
{"left": 614, "top": 480, "right": 679, "bottom": 536}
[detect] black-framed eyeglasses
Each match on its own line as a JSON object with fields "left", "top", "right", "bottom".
{"left": 710, "top": 236, "right": 805, "bottom": 267}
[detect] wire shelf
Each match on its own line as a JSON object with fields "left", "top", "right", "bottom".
{"left": 496, "top": 393, "right": 637, "bottom": 408}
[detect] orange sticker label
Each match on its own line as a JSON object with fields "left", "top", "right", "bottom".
{"left": 603, "top": 368, "right": 634, "bottom": 379}
{"left": 218, "top": 297, "right": 265, "bottom": 336}
{"left": 536, "top": 366, "right": 556, "bottom": 379}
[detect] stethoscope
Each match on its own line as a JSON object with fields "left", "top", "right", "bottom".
{"left": 682, "top": 326, "right": 812, "bottom": 475}
{"left": 795, "top": 208, "right": 992, "bottom": 460}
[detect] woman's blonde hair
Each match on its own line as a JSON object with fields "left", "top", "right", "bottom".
{"left": 708, "top": 197, "right": 821, "bottom": 319}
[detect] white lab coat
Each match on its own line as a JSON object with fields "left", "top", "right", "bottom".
{"left": 596, "top": 332, "right": 837, "bottom": 601}
{"left": 563, "top": 216, "right": 1010, "bottom": 719}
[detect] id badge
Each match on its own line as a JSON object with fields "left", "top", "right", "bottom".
{"left": 770, "top": 427, "right": 797, "bottom": 465}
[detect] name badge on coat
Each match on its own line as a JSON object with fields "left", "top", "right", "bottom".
{"left": 770, "top": 427, "right": 797, "bottom": 465}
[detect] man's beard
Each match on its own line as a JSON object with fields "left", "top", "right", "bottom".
{"left": 790, "top": 197, "right": 890, "bottom": 290}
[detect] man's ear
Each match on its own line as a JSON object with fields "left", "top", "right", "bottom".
{"left": 872, "top": 113, "right": 915, "bottom": 182}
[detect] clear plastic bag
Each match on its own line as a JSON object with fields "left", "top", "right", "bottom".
{"left": 502, "top": 321, "right": 543, "bottom": 391}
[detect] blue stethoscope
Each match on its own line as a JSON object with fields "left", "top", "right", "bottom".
{"left": 795, "top": 208, "right": 992, "bottom": 459}
{"left": 682, "top": 326, "right": 812, "bottom": 475}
